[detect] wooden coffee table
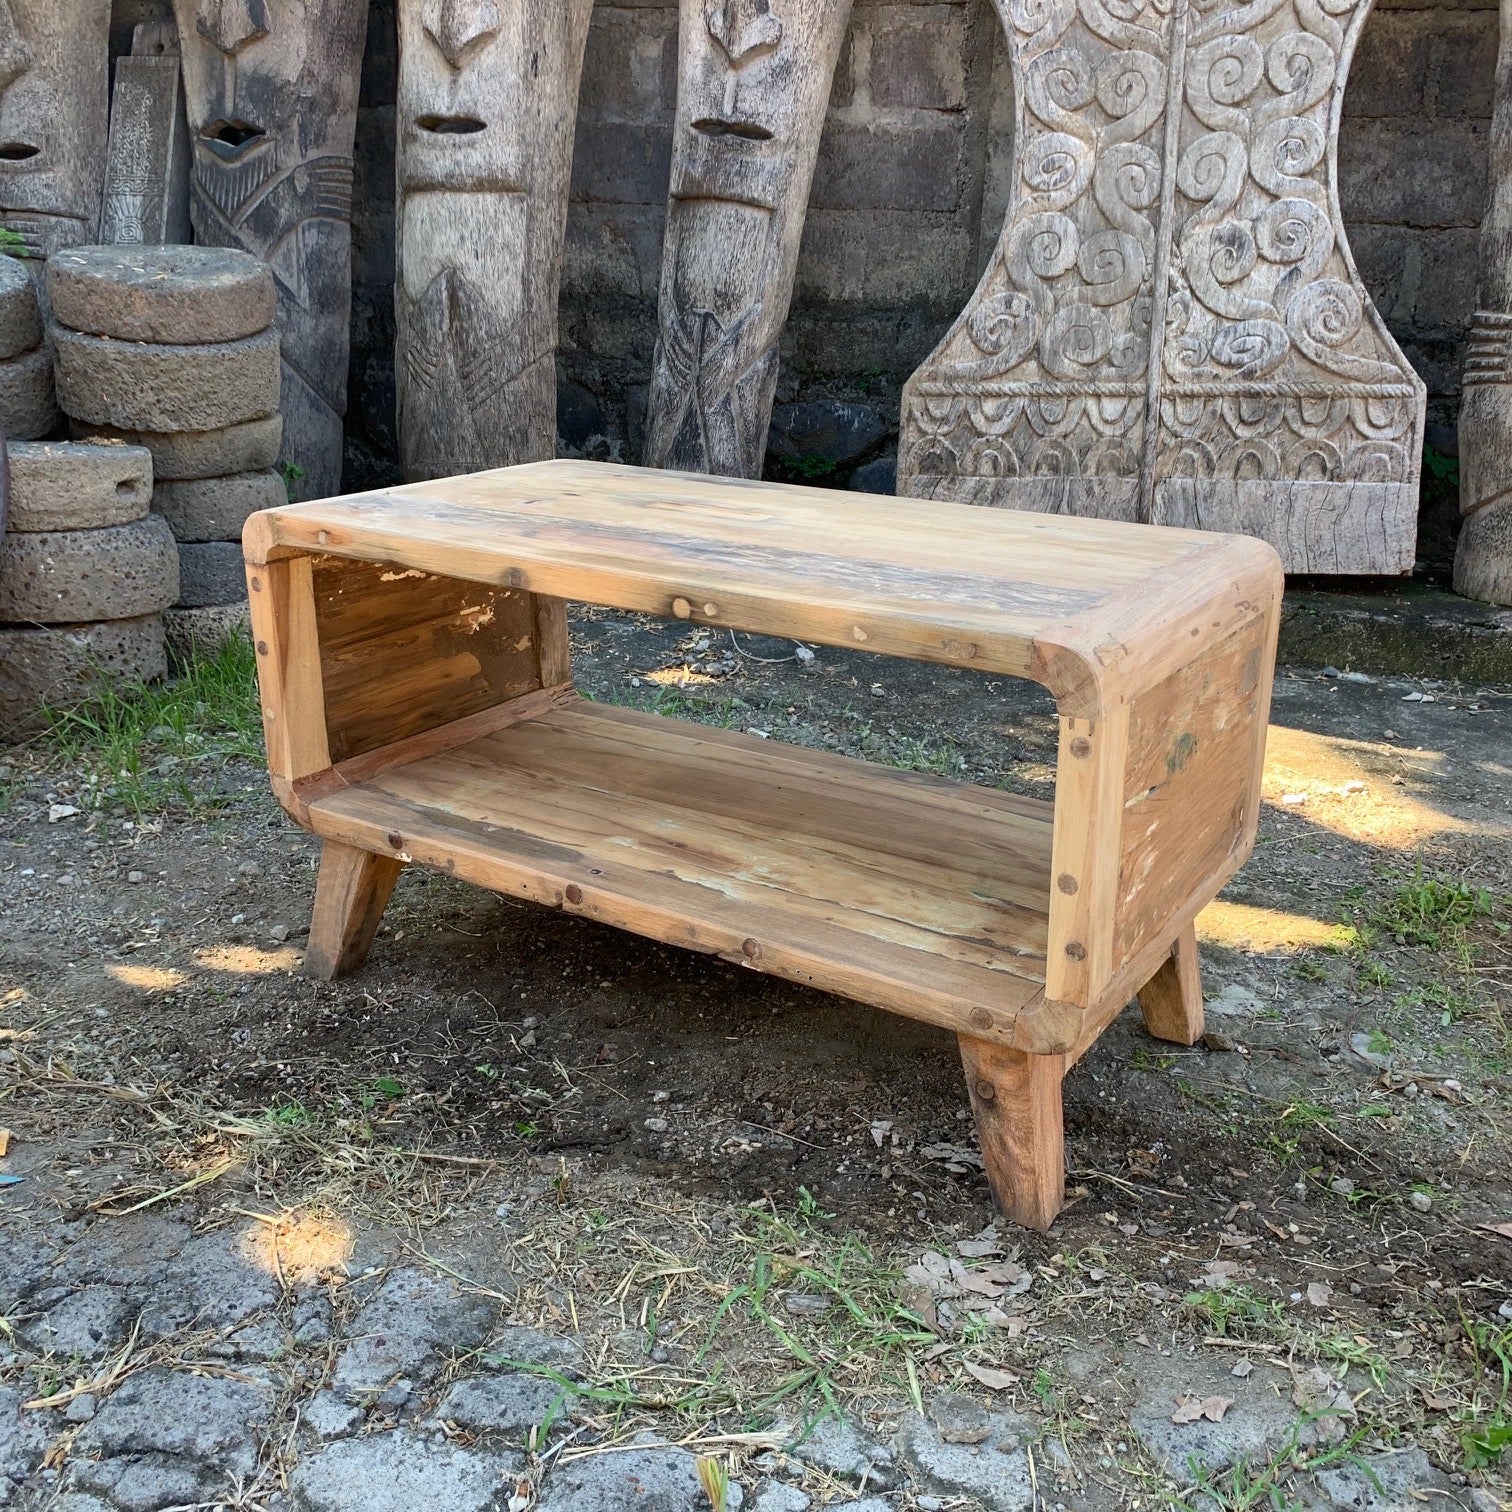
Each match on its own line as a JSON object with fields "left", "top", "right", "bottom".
{"left": 243, "top": 461, "right": 1282, "bottom": 1229}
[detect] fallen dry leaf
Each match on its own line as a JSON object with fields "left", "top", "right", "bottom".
{"left": 1231, "top": 1359, "right": 1254, "bottom": 1379}
{"left": 1172, "top": 1394, "right": 1234, "bottom": 1425}
{"left": 1306, "top": 1281, "right": 1333, "bottom": 1308}
{"left": 1478, "top": 1222, "right": 1512, "bottom": 1241}
{"left": 964, "top": 1361, "right": 1020, "bottom": 1392}
{"left": 0, "top": 1128, "right": 10, "bottom": 1158}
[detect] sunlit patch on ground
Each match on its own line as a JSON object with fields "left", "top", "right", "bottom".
{"left": 1261, "top": 724, "right": 1476, "bottom": 848}
{"left": 1197, "top": 898, "right": 1348, "bottom": 953}
{"left": 194, "top": 944, "right": 304, "bottom": 975}
{"left": 240, "top": 1209, "right": 354, "bottom": 1287}
{"left": 106, "top": 964, "right": 189, "bottom": 993}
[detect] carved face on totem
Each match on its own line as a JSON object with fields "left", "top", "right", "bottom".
{"left": 0, "top": 0, "right": 111, "bottom": 259}
{"left": 173, "top": 0, "right": 368, "bottom": 498}
{"left": 395, "top": 0, "right": 592, "bottom": 479}
{"left": 645, "top": 0, "right": 851, "bottom": 477}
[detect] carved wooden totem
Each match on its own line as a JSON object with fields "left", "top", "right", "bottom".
{"left": 396, "top": 0, "right": 593, "bottom": 482}
{"left": 173, "top": 0, "right": 369, "bottom": 500}
{"left": 645, "top": 0, "right": 854, "bottom": 479}
{"left": 0, "top": 0, "right": 111, "bottom": 263}
{"left": 900, "top": 0, "right": 1426, "bottom": 575}
{"left": 1456, "top": 0, "right": 1512, "bottom": 606}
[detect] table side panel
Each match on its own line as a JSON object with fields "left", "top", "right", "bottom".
{"left": 1112, "top": 605, "right": 1278, "bottom": 967}
{"left": 311, "top": 555, "right": 552, "bottom": 764}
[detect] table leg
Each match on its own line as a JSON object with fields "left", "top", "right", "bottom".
{"left": 303, "top": 840, "right": 405, "bottom": 981}
{"left": 1136, "top": 923, "right": 1205, "bottom": 1046}
{"left": 958, "top": 1035, "right": 1066, "bottom": 1230}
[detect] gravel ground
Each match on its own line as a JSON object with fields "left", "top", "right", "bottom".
{"left": 0, "top": 612, "right": 1509, "bottom": 1511}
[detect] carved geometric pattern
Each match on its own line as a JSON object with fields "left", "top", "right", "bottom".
{"left": 901, "top": 0, "right": 1425, "bottom": 570}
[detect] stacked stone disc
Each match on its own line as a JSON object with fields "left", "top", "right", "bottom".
{"left": 0, "top": 256, "right": 61, "bottom": 441}
{"left": 47, "top": 245, "right": 284, "bottom": 650}
{"left": 0, "top": 440, "right": 174, "bottom": 736}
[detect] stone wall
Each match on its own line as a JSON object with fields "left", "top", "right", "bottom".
{"left": 114, "top": 0, "right": 1498, "bottom": 499}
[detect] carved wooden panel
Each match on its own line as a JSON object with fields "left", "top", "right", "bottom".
{"left": 0, "top": 0, "right": 111, "bottom": 263}
{"left": 174, "top": 0, "right": 369, "bottom": 501}
{"left": 396, "top": 0, "right": 594, "bottom": 482}
{"left": 645, "top": 0, "right": 854, "bottom": 479}
{"left": 900, "top": 0, "right": 1426, "bottom": 575}
{"left": 1456, "top": 0, "right": 1512, "bottom": 606}
{"left": 101, "top": 26, "right": 192, "bottom": 246}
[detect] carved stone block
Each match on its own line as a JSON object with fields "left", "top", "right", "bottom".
{"left": 173, "top": 0, "right": 369, "bottom": 500}
{"left": 645, "top": 0, "right": 855, "bottom": 480}
{"left": 0, "top": 0, "right": 112, "bottom": 263}
{"left": 395, "top": 0, "right": 594, "bottom": 481}
{"left": 900, "top": 0, "right": 1426, "bottom": 576}
{"left": 100, "top": 25, "right": 192, "bottom": 247}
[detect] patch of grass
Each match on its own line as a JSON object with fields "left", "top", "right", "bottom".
{"left": 1182, "top": 1285, "right": 1286, "bottom": 1340}
{"left": 36, "top": 633, "right": 262, "bottom": 813}
{"left": 1171, "top": 1415, "right": 1379, "bottom": 1511}
{"left": 1459, "top": 1318, "right": 1512, "bottom": 1471}
{"left": 1373, "top": 868, "right": 1496, "bottom": 951}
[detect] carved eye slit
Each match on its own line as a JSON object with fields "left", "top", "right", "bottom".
{"left": 0, "top": 144, "right": 38, "bottom": 161}
{"left": 416, "top": 115, "right": 487, "bottom": 136}
{"left": 692, "top": 118, "right": 773, "bottom": 142}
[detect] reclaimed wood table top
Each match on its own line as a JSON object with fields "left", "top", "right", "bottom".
{"left": 244, "top": 460, "right": 1281, "bottom": 710}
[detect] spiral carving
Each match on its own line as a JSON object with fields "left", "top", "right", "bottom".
{"left": 902, "top": 0, "right": 1422, "bottom": 520}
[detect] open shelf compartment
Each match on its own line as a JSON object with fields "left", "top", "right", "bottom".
{"left": 304, "top": 700, "right": 1054, "bottom": 1030}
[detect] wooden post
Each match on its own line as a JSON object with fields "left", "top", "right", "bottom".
{"left": 395, "top": 0, "right": 594, "bottom": 481}
{"left": 1457, "top": 0, "right": 1512, "bottom": 606}
{"left": 304, "top": 841, "right": 404, "bottom": 980}
{"left": 644, "top": 0, "right": 854, "bottom": 479}
{"left": 173, "top": 0, "right": 369, "bottom": 501}
{"left": 958, "top": 1036, "right": 1066, "bottom": 1231}
{"left": 0, "top": 0, "right": 112, "bottom": 263}
{"left": 1136, "top": 923, "right": 1205, "bottom": 1047}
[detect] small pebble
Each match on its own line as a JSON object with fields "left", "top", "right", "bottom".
{"left": 1330, "top": 1176, "right": 1354, "bottom": 1196}
{"left": 269, "top": 923, "right": 290, "bottom": 943}
{"left": 643, "top": 1117, "right": 668, "bottom": 1133}
{"left": 1409, "top": 1191, "right": 1432, "bottom": 1213}
{"left": 64, "top": 1393, "right": 97, "bottom": 1423}
{"left": 239, "top": 860, "right": 262, "bottom": 877}
{"left": 127, "top": 871, "right": 145, "bottom": 884}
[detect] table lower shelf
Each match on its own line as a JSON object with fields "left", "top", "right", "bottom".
{"left": 304, "top": 700, "right": 1054, "bottom": 1035}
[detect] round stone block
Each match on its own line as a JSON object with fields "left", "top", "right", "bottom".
{"left": 0, "top": 614, "right": 167, "bottom": 740}
{"left": 53, "top": 326, "right": 281, "bottom": 433}
{"left": 0, "top": 344, "right": 60, "bottom": 441}
{"left": 163, "top": 603, "right": 251, "bottom": 669}
{"left": 0, "top": 256, "right": 42, "bottom": 360}
{"left": 0, "top": 514, "right": 179, "bottom": 624}
{"left": 175, "top": 540, "right": 247, "bottom": 608}
{"left": 152, "top": 470, "right": 286, "bottom": 543}
{"left": 71, "top": 414, "right": 284, "bottom": 481}
{"left": 46, "top": 244, "right": 277, "bottom": 345}
{"left": 7, "top": 440, "right": 153, "bottom": 531}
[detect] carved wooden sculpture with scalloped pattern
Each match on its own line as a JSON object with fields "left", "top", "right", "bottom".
{"left": 900, "top": 0, "right": 1426, "bottom": 575}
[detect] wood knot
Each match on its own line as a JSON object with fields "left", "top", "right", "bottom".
{"left": 969, "top": 1007, "right": 993, "bottom": 1030}
{"left": 255, "top": 640, "right": 269, "bottom": 656}
{"left": 975, "top": 1079, "right": 997, "bottom": 1102}
{"left": 565, "top": 884, "right": 584, "bottom": 906}
{"left": 741, "top": 938, "right": 762, "bottom": 961}
{"left": 672, "top": 597, "right": 693, "bottom": 620}
{"left": 1057, "top": 873, "right": 1079, "bottom": 895}
{"left": 386, "top": 833, "right": 402, "bottom": 849}
{"left": 1065, "top": 941, "right": 1087, "bottom": 961}
{"left": 249, "top": 576, "right": 262, "bottom": 593}
{"left": 1069, "top": 737, "right": 1092, "bottom": 759}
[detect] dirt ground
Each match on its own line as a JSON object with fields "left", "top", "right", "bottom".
{"left": 1, "top": 611, "right": 1509, "bottom": 1511}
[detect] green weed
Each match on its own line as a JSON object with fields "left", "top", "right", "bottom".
{"left": 1183, "top": 1285, "right": 1285, "bottom": 1339}
{"left": 35, "top": 633, "right": 261, "bottom": 813}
